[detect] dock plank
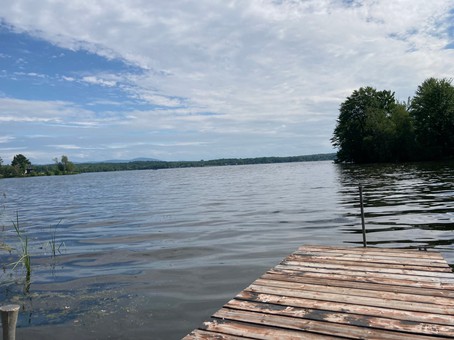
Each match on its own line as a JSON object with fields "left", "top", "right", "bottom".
{"left": 235, "top": 290, "right": 454, "bottom": 326}
{"left": 245, "top": 283, "right": 454, "bottom": 315}
{"left": 283, "top": 257, "right": 454, "bottom": 277}
{"left": 263, "top": 271, "right": 454, "bottom": 298}
{"left": 224, "top": 299, "right": 454, "bottom": 337}
{"left": 275, "top": 264, "right": 454, "bottom": 285}
{"left": 298, "top": 245, "right": 447, "bottom": 260}
{"left": 212, "top": 309, "right": 443, "bottom": 340}
{"left": 183, "top": 246, "right": 454, "bottom": 339}
{"left": 285, "top": 254, "right": 453, "bottom": 272}
{"left": 292, "top": 252, "right": 449, "bottom": 267}
{"left": 253, "top": 277, "right": 454, "bottom": 306}
{"left": 274, "top": 265, "right": 454, "bottom": 289}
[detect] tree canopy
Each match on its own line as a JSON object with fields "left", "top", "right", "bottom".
{"left": 410, "top": 77, "right": 454, "bottom": 159}
{"left": 332, "top": 78, "right": 454, "bottom": 163}
{"left": 11, "top": 154, "right": 31, "bottom": 174}
{"left": 53, "top": 155, "right": 75, "bottom": 174}
{"left": 0, "top": 154, "right": 79, "bottom": 178}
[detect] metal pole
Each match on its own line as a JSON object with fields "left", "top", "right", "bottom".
{"left": 1, "top": 304, "right": 20, "bottom": 340}
{"left": 359, "top": 184, "right": 367, "bottom": 247}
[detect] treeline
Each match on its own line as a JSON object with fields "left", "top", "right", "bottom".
{"left": 332, "top": 77, "right": 454, "bottom": 163}
{"left": 75, "top": 153, "right": 336, "bottom": 173}
{"left": 0, "top": 153, "right": 336, "bottom": 178}
{"left": 0, "top": 154, "right": 76, "bottom": 178}
{"left": 0, "top": 154, "right": 35, "bottom": 178}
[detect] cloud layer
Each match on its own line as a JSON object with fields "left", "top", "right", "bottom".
{"left": 0, "top": 0, "right": 453, "bottom": 163}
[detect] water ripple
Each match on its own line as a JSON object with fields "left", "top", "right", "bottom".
{"left": 0, "top": 160, "right": 453, "bottom": 339}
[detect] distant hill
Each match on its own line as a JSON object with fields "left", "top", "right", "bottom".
{"left": 101, "top": 157, "right": 161, "bottom": 163}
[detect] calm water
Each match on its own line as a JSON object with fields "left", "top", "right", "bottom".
{"left": 0, "top": 161, "right": 453, "bottom": 339}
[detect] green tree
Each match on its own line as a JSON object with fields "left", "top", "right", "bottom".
{"left": 61, "top": 155, "right": 75, "bottom": 173}
{"left": 53, "top": 155, "right": 75, "bottom": 174}
{"left": 390, "top": 103, "right": 416, "bottom": 161}
{"left": 362, "top": 107, "right": 396, "bottom": 162}
{"left": 11, "top": 154, "right": 31, "bottom": 175}
{"left": 410, "top": 77, "right": 454, "bottom": 159}
{"left": 331, "top": 87, "right": 399, "bottom": 163}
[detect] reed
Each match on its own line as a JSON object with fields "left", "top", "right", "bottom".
{"left": 10, "top": 212, "right": 31, "bottom": 293}
{"left": 46, "top": 220, "right": 64, "bottom": 258}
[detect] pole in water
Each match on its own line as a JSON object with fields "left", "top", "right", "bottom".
{"left": 359, "top": 184, "right": 367, "bottom": 247}
{"left": 1, "top": 304, "right": 20, "bottom": 340}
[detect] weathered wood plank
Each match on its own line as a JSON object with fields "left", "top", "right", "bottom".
{"left": 286, "top": 254, "right": 453, "bottom": 272}
{"left": 183, "top": 329, "right": 254, "bottom": 340}
{"left": 284, "top": 257, "right": 454, "bottom": 277}
{"left": 263, "top": 271, "right": 454, "bottom": 298}
{"left": 236, "top": 290, "right": 454, "bottom": 326}
{"left": 293, "top": 251, "right": 449, "bottom": 267}
{"left": 275, "top": 264, "right": 454, "bottom": 287}
{"left": 295, "top": 251, "right": 448, "bottom": 265}
{"left": 224, "top": 299, "right": 454, "bottom": 337}
{"left": 253, "top": 277, "right": 454, "bottom": 306}
{"left": 200, "top": 319, "right": 342, "bottom": 339}
{"left": 273, "top": 266, "right": 454, "bottom": 290}
{"left": 213, "top": 308, "right": 444, "bottom": 340}
{"left": 300, "top": 244, "right": 445, "bottom": 255}
{"left": 245, "top": 283, "right": 454, "bottom": 315}
{"left": 299, "top": 245, "right": 446, "bottom": 260}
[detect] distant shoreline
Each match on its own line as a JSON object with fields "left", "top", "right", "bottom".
{"left": 33, "top": 153, "right": 337, "bottom": 174}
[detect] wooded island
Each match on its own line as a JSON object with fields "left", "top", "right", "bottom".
{"left": 332, "top": 77, "right": 454, "bottom": 163}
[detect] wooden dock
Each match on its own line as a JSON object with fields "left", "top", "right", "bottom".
{"left": 183, "top": 245, "right": 454, "bottom": 339}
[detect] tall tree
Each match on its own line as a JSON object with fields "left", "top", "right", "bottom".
{"left": 390, "top": 103, "right": 416, "bottom": 161}
{"left": 54, "top": 155, "right": 75, "bottom": 173}
{"left": 11, "top": 154, "right": 31, "bottom": 175}
{"left": 410, "top": 78, "right": 454, "bottom": 159}
{"left": 60, "top": 155, "right": 75, "bottom": 173}
{"left": 331, "top": 87, "right": 399, "bottom": 163}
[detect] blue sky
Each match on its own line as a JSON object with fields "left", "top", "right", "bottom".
{"left": 1, "top": 1, "right": 453, "bottom": 164}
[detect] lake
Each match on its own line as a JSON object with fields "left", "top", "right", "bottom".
{"left": 0, "top": 160, "right": 453, "bottom": 339}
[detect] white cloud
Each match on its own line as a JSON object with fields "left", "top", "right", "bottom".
{"left": 0, "top": 0, "right": 453, "bottom": 162}
{"left": 0, "top": 97, "right": 113, "bottom": 126}
{"left": 82, "top": 75, "right": 117, "bottom": 87}
{"left": 14, "top": 72, "right": 47, "bottom": 78}
{"left": 62, "top": 75, "right": 75, "bottom": 82}
{"left": 0, "top": 136, "right": 15, "bottom": 143}
{"left": 51, "top": 144, "right": 83, "bottom": 150}
{"left": 138, "top": 93, "right": 182, "bottom": 107}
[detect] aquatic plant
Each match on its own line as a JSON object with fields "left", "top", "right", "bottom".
{"left": 45, "top": 220, "right": 65, "bottom": 258}
{"left": 10, "top": 212, "right": 31, "bottom": 293}
{"left": 1, "top": 208, "right": 67, "bottom": 294}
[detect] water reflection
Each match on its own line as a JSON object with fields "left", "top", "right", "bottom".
{"left": 335, "top": 161, "right": 454, "bottom": 257}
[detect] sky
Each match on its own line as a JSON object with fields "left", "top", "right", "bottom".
{"left": 0, "top": 0, "right": 453, "bottom": 164}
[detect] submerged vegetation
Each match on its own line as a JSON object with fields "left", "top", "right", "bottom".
{"left": 332, "top": 77, "right": 454, "bottom": 163}
{"left": 1, "top": 208, "right": 65, "bottom": 296}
